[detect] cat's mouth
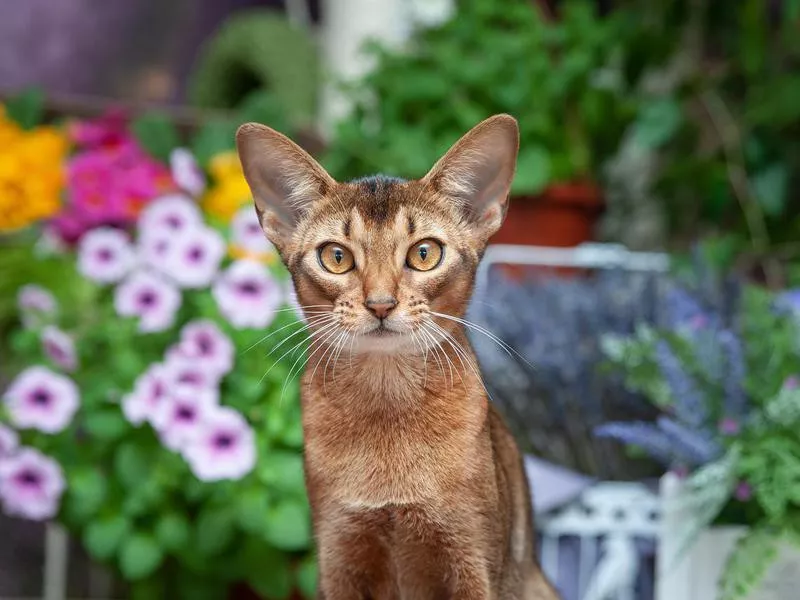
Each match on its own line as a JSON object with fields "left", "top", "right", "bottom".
{"left": 365, "top": 323, "right": 400, "bottom": 337}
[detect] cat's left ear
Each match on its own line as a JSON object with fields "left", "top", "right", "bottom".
{"left": 422, "top": 114, "right": 518, "bottom": 239}
{"left": 236, "top": 123, "right": 335, "bottom": 250}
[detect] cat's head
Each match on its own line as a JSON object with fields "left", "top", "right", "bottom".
{"left": 236, "top": 115, "right": 518, "bottom": 354}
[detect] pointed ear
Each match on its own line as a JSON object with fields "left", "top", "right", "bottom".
{"left": 422, "top": 114, "right": 519, "bottom": 239}
{"left": 236, "top": 123, "right": 336, "bottom": 249}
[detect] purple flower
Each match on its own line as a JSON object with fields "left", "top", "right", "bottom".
{"left": 212, "top": 260, "right": 282, "bottom": 329}
{"left": 169, "top": 148, "right": 205, "bottom": 197}
{"left": 41, "top": 326, "right": 78, "bottom": 372}
{"left": 718, "top": 417, "right": 740, "bottom": 436}
{"left": 77, "top": 227, "right": 136, "bottom": 283}
{"left": 784, "top": 376, "right": 800, "bottom": 390}
{"left": 114, "top": 271, "right": 181, "bottom": 333}
{"left": 230, "top": 206, "right": 272, "bottom": 255}
{"left": 735, "top": 481, "right": 753, "bottom": 502}
{"left": 0, "top": 424, "right": 18, "bottom": 459}
{"left": 776, "top": 289, "right": 800, "bottom": 315}
{"left": 167, "top": 320, "right": 234, "bottom": 377}
{"left": 138, "top": 194, "right": 202, "bottom": 238}
{"left": 656, "top": 416, "right": 721, "bottom": 465}
{"left": 3, "top": 367, "right": 79, "bottom": 434}
{"left": 719, "top": 330, "right": 747, "bottom": 419}
{"left": 137, "top": 229, "right": 173, "bottom": 271}
{"left": 163, "top": 355, "right": 222, "bottom": 392}
{"left": 183, "top": 406, "right": 256, "bottom": 481}
{"left": 121, "top": 363, "right": 170, "bottom": 426}
{"left": 596, "top": 422, "right": 677, "bottom": 466}
{"left": 152, "top": 386, "right": 217, "bottom": 451}
{"left": 0, "top": 448, "right": 65, "bottom": 520}
{"left": 163, "top": 226, "right": 225, "bottom": 288}
{"left": 17, "top": 285, "right": 57, "bottom": 328}
{"left": 656, "top": 340, "right": 708, "bottom": 429}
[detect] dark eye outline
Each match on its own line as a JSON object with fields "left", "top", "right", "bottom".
{"left": 317, "top": 242, "right": 355, "bottom": 274}
{"left": 406, "top": 239, "right": 445, "bottom": 272}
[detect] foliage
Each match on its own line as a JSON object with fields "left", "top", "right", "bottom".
{"left": 323, "top": 0, "right": 640, "bottom": 194}
{"left": 599, "top": 278, "right": 800, "bottom": 596}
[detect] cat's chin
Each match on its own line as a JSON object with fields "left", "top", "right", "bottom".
{"left": 351, "top": 329, "right": 417, "bottom": 354}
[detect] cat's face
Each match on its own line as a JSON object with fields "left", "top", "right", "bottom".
{"left": 237, "top": 115, "right": 518, "bottom": 354}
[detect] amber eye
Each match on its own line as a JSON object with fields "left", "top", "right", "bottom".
{"left": 318, "top": 243, "right": 355, "bottom": 274}
{"left": 406, "top": 239, "right": 444, "bottom": 271}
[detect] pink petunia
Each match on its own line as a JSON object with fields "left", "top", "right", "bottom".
{"left": 230, "top": 206, "right": 272, "bottom": 255}
{"left": 78, "top": 227, "right": 136, "bottom": 283}
{"left": 212, "top": 260, "right": 282, "bottom": 329}
{"left": 167, "top": 320, "right": 234, "bottom": 377}
{"left": 163, "top": 226, "right": 225, "bottom": 288}
{"left": 183, "top": 406, "right": 256, "bottom": 482}
{"left": 0, "top": 424, "right": 18, "bottom": 460}
{"left": 170, "top": 148, "right": 206, "bottom": 197}
{"left": 0, "top": 448, "right": 65, "bottom": 520}
{"left": 162, "top": 354, "right": 222, "bottom": 393}
{"left": 137, "top": 194, "right": 202, "bottom": 239}
{"left": 17, "top": 285, "right": 57, "bottom": 329}
{"left": 3, "top": 367, "right": 79, "bottom": 434}
{"left": 114, "top": 271, "right": 181, "bottom": 333}
{"left": 41, "top": 326, "right": 78, "bottom": 372}
{"left": 151, "top": 386, "right": 218, "bottom": 451}
{"left": 121, "top": 363, "right": 170, "bottom": 426}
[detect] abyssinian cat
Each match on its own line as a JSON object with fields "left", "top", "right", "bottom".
{"left": 237, "top": 115, "right": 560, "bottom": 599}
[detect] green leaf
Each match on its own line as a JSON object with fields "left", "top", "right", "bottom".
{"left": 258, "top": 451, "right": 305, "bottom": 496}
{"left": 511, "top": 146, "right": 552, "bottom": 194}
{"left": 191, "top": 118, "right": 237, "bottom": 165}
{"left": 248, "top": 564, "right": 292, "bottom": 599}
{"left": 5, "top": 87, "right": 45, "bottom": 129}
{"left": 155, "top": 512, "right": 190, "bottom": 551}
{"left": 296, "top": 554, "right": 318, "bottom": 598}
{"left": 66, "top": 468, "right": 108, "bottom": 521}
{"left": 719, "top": 527, "right": 779, "bottom": 600}
{"left": 84, "top": 410, "right": 129, "bottom": 442}
{"left": 84, "top": 515, "right": 131, "bottom": 560}
{"left": 115, "top": 442, "right": 151, "bottom": 490}
{"left": 632, "top": 98, "right": 682, "bottom": 149}
{"left": 262, "top": 500, "right": 312, "bottom": 551}
{"left": 131, "top": 113, "right": 181, "bottom": 162}
{"left": 752, "top": 164, "right": 788, "bottom": 217}
{"left": 236, "top": 487, "right": 270, "bottom": 534}
{"left": 119, "top": 534, "right": 163, "bottom": 580}
{"left": 195, "top": 506, "right": 235, "bottom": 556}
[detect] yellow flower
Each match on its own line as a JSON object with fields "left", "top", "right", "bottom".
{"left": 0, "top": 108, "right": 68, "bottom": 232}
{"left": 203, "top": 151, "right": 252, "bottom": 223}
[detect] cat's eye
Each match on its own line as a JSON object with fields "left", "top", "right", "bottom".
{"left": 406, "top": 239, "right": 444, "bottom": 272}
{"left": 318, "top": 243, "right": 355, "bottom": 274}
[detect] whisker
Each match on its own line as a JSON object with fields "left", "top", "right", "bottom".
{"left": 241, "top": 313, "right": 332, "bottom": 355}
{"left": 261, "top": 320, "right": 339, "bottom": 383}
{"left": 266, "top": 315, "right": 336, "bottom": 358}
{"left": 281, "top": 323, "right": 342, "bottom": 399}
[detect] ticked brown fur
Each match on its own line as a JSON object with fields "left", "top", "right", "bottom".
{"left": 237, "top": 115, "right": 561, "bottom": 599}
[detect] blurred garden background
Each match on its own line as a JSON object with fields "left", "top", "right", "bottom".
{"left": 1, "top": 0, "right": 800, "bottom": 599}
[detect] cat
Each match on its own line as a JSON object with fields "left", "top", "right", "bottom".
{"left": 237, "top": 115, "right": 561, "bottom": 600}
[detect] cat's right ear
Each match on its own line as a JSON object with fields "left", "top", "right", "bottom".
{"left": 236, "top": 123, "right": 335, "bottom": 249}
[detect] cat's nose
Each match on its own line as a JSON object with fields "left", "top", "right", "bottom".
{"left": 365, "top": 296, "right": 397, "bottom": 320}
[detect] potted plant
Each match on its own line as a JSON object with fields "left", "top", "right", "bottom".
{"left": 323, "top": 0, "right": 639, "bottom": 248}
{"left": 597, "top": 278, "right": 800, "bottom": 599}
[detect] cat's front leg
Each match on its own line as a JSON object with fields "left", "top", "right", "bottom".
{"left": 448, "top": 557, "right": 493, "bottom": 600}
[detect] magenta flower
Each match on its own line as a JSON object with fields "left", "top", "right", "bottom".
{"left": 163, "top": 354, "right": 222, "bottom": 393}
{"left": 170, "top": 148, "right": 206, "bottom": 197}
{"left": 41, "top": 326, "right": 78, "bottom": 372}
{"left": 121, "top": 363, "right": 170, "bottom": 426}
{"left": 152, "top": 386, "right": 218, "bottom": 451}
{"left": 0, "top": 424, "right": 19, "bottom": 460}
{"left": 137, "top": 194, "right": 202, "bottom": 239}
{"left": 783, "top": 376, "right": 800, "bottom": 390}
{"left": 114, "top": 271, "right": 181, "bottom": 333}
{"left": 163, "top": 226, "right": 225, "bottom": 288}
{"left": 212, "top": 260, "right": 282, "bottom": 329}
{"left": 68, "top": 110, "right": 128, "bottom": 149}
{"left": 3, "top": 367, "right": 79, "bottom": 434}
{"left": 78, "top": 227, "right": 136, "bottom": 283}
{"left": 735, "top": 481, "right": 753, "bottom": 502}
{"left": 17, "top": 285, "right": 57, "bottom": 328}
{"left": 183, "top": 406, "right": 256, "bottom": 482}
{"left": 231, "top": 206, "right": 272, "bottom": 255}
{"left": 0, "top": 448, "right": 65, "bottom": 520}
{"left": 718, "top": 417, "right": 740, "bottom": 436}
{"left": 167, "top": 320, "right": 234, "bottom": 377}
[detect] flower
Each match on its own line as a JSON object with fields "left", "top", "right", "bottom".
{"left": 137, "top": 194, "right": 203, "bottom": 238}
{"left": 163, "top": 355, "right": 222, "bottom": 392}
{"left": 0, "top": 424, "right": 18, "bottom": 459}
{"left": 213, "top": 260, "right": 282, "bottom": 329}
{"left": 718, "top": 417, "right": 740, "bottom": 436}
{"left": 41, "top": 326, "right": 78, "bottom": 372}
{"left": 152, "top": 386, "right": 218, "bottom": 451}
{"left": 783, "top": 376, "right": 800, "bottom": 390}
{"left": 17, "top": 285, "right": 57, "bottom": 328}
{"left": 121, "top": 363, "right": 170, "bottom": 426}
{"left": 137, "top": 229, "right": 173, "bottom": 270}
{"left": 168, "top": 320, "right": 234, "bottom": 377}
{"left": 77, "top": 227, "right": 136, "bottom": 283}
{"left": 163, "top": 226, "right": 226, "bottom": 288}
{"left": 3, "top": 367, "right": 79, "bottom": 433}
{"left": 230, "top": 206, "right": 274, "bottom": 260}
{"left": 202, "top": 151, "right": 252, "bottom": 222}
{"left": 183, "top": 406, "right": 256, "bottom": 481}
{"left": 734, "top": 481, "right": 753, "bottom": 502}
{"left": 68, "top": 110, "right": 128, "bottom": 149}
{"left": 114, "top": 271, "right": 181, "bottom": 333}
{"left": 170, "top": 148, "right": 205, "bottom": 197}
{"left": 0, "top": 448, "right": 65, "bottom": 520}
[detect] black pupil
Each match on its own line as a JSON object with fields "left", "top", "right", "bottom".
{"left": 333, "top": 248, "right": 343, "bottom": 264}
{"left": 419, "top": 245, "right": 429, "bottom": 261}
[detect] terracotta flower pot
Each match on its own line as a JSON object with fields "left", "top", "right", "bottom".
{"left": 491, "top": 182, "right": 604, "bottom": 278}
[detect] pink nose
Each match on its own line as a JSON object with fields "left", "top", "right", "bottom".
{"left": 365, "top": 297, "right": 397, "bottom": 319}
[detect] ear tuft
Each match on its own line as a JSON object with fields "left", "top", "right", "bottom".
{"left": 423, "top": 114, "right": 519, "bottom": 239}
{"left": 236, "top": 123, "right": 335, "bottom": 249}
